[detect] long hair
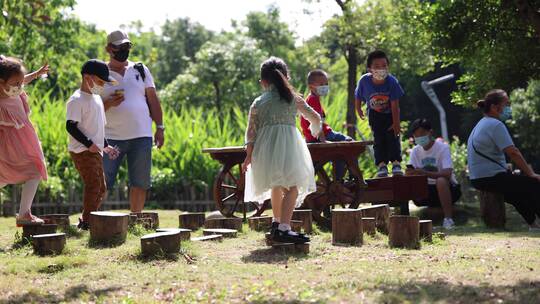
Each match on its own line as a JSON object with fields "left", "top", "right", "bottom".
{"left": 477, "top": 89, "right": 507, "bottom": 113}
{"left": 260, "top": 57, "right": 295, "bottom": 103}
{"left": 0, "top": 56, "right": 25, "bottom": 81}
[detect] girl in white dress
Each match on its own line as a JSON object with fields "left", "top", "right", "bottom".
{"left": 242, "top": 57, "right": 323, "bottom": 244}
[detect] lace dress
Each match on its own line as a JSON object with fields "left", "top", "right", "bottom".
{"left": 244, "top": 87, "right": 322, "bottom": 206}
{"left": 0, "top": 93, "right": 47, "bottom": 184}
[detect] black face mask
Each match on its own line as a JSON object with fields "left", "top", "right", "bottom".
{"left": 112, "top": 49, "right": 130, "bottom": 62}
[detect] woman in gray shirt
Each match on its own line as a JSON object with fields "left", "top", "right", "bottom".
{"left": 467, "top": 89, "right": 540, "bottom": 231}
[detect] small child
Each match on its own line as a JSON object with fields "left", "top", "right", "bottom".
{"left": 300, "top": 69, "right": 352, "bottom": 180}
{"left": 0, "top": 56, "right": 49, "bottom": 226}
{"left": 66, "top": 59, "right": 119, "bottom": 230}
{"left": 355, "top": 50, "right": 405, "bottom": 177}
{"left": 242, "top": 57, "right": 322, "bottom": 244}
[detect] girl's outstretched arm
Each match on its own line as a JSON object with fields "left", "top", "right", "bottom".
{"left": 242, "top": 103, "right": 258, "bottom": 173}
{"left": 295, "top": 95, "right": 322, "bottom": 138}
{"left": 24, "top": 63, "right": 49, "bottom": 85}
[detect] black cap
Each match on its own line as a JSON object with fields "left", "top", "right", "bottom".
{"left": 81, "top": 59, "right": 115, "bottom": 83}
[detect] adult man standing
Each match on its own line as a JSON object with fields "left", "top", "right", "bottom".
{"left": 102, "top": 30, "right": 165, "bottom": 212}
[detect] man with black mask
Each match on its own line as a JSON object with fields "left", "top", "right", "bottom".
{"left": 101, "top": 30, "right": 165, "bottom": 213}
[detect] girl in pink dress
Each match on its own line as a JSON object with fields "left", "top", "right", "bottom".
{"left": 0, "top": 56, "right": 49, "bottom": 226}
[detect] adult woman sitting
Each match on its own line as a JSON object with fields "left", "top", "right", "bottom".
{"left": 467, "top": 89, "right": 540, "bottom": 231}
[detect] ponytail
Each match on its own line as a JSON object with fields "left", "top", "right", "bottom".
{"left": 477, "top": 89, "right": 507, "bottom": 113}
{"left": 260, "top": 57, "right": 295, "bottom": 103}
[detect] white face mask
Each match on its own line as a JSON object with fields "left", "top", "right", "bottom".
{"left": 372, "top": 69, "right": 389, "bottom": 81}
{"left": 88, "top": 78, "right": 104, "bottom": 96}
{"left": 316, "top": 85, "right": 330, "bottom": 96}
{"left": 3, "top": 84, "right": 23, "bottom": 97}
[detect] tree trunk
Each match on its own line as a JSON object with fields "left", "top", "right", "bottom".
{"left": 156, "top": 228, "right": 191, "bottom": 241}
{"left": 130, "top": 212, "right": 160, "bottom": 229}
{"left": 203, "top": 228, "right": 237, "bottom": 238}
{"left": 360, "top": 204, "right": 390, "bottom": 234}
{"left": 204, "top": 218, "right": 243, "bottom": 231}
{"left": 89, "top": 211, "right": 129, "bottom": 246}
{"left": 32, "top": 233, "right": 66, "bottom": 256}
{"left": 248, "top": 216, "right": 273, "bottom": 231}
{"left": 345, "top": 45, "right": 358, "bottom": 138}
{"left": 292, "top": 209, "right": 313, "bottom": 234}
{"left": 479, "top": 191, "right": 506, "bottom": 229}
{"left": 388, "top": 215, "right": 420, "bottom": 249}
{"left": 22, "top": 224, "right": 57, "bottom": 240}
{"left": 419, "top": 220, "right": 433, "bottom": 242}
{"left": 362, "top": 217, "right": 377, "bottom": 236}
{"left": 140, "top": 231, "right": 181, "bottom": 257}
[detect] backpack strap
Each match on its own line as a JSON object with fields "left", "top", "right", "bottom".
{"left": 134, "top": 62, "right": 146, "bottom": 82}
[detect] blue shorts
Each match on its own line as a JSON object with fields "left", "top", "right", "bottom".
{"left": 103, "top": 137, "right": 152, "bottom": 190}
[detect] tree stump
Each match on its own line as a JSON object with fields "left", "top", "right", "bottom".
{"left": 203, "top": 228, "right": 237, "bottom": 238}
{"left": 140, "top": 231, "right": 181, "bottom": 257}
{"left": 191, "top": 235, "right": 223, "bottom": 242}
{"left": 290, "top": 220, "right": 303, "bottom": 233}
{"left": 271, "top": 242, "right": 310, "bottom": 254}
{"left": 156, "top": 228, "right": 191, "bottom": 241}
{"left": 332, "top": 209, "right": 363, "bottom": 246}
{"left": 479, "top": 191, "right": 506, "bottom": 229}
{"left": 130, "top": 212, "right": 159, "bottom": 229}
{"left": 128, "top": 215, "right": 138, "bottom": 227}
{"left": 360, "top": 204, "right": 390, "bottom": 234}
{"left": 362, "top": 217, "right": 376, "bottom": 236}
{"left": 32, "top": 233, "right": 66, "bottom": 256}
{"left": 292, "top": 209, "right": 313, "bottom": 234}
{"left": 248, "top": 216, "right": 272, "bottom": 231}
{"left": 388, "top": 215, "right": 420, "bottom": 249}
{"left": 22, "top": 224, "right": 57, "bottom": 240}
{"left": 89, "top": 211, "right": 129, "bottom": 245}
{"left": 204, "top": 218, "right": 243, "bottom": 231}
{"left": 179, "top": 213, "right": 205, "bottom": 230}
{"left": 265, "top": 232, "right": 274, "bottom": 246}
{"left": 40, "top": 214, "right": 70, "bottom": 230}
{"left": 136, "top": 218, "right": 154, "bottom": 230}
{"left": 419, "top": 220, "right": 433, "bottom": 242}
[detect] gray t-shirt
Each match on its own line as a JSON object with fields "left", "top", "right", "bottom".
{"left": 467, "top": 117, "right": 514, "bottom": 179}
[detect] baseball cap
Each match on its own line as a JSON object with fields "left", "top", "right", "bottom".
{"left": 81, "top": 59, "right": 116, "bottom": 83}
{"left": 107, "top": 30, "right": 131, "bottom": 46}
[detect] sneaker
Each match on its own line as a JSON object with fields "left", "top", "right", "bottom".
{"left": 269, "top": 222, "right": 279, "bottom": 234}
{"left": 391, "top": 164, "right": 404, "bottom": 176}
{"left": 77, "top": 218, "right": 90, "bottom": 230}
{"left": 376, "top": 166, "right": 389, "bottom": 178}
{"left": 443, "top": 218, "right": 455, "bottom": 230}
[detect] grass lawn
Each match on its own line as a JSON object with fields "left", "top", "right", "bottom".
{"left": 0, "top": 203, "right": 539, "bottom": 304}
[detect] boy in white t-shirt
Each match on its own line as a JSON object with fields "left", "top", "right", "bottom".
{"left": 66, "top": 59, "right": 119, "bottom": 230}
{"left": 406, "top": 118, "right": 461, "bottom": 229}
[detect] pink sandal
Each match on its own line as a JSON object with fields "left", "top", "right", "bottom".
{"left": 16, "top": 214, "right": 44, "bottom": 227}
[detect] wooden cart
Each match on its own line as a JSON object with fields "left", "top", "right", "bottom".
{"left": 202, "top": 141, "right": 428, "bottom": 227}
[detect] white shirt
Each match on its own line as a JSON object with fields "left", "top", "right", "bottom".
{"left": 409, "top": 139, "right": 458, "bottom": 185}
{"left": 102, "top": 61, "right": 155, "bottom": 140}
{"left": 66, "top": 90, "right": 107, "bottom": 153}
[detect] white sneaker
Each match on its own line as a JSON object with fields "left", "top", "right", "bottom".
{"left": 376, "top": 166, "right": 389, "bottom": 178}
{"left": 443, "top": 218, "right": 455, "bottom": 230}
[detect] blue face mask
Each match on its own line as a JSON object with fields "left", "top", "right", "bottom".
{"left": 499, "top": 106, "right": 512, "bottom": 121}
{"left": 316, "top": 85, "right": 329, "bottom": 96}
{"left": 414, "top": 135, "right": 431, "bottom": 147}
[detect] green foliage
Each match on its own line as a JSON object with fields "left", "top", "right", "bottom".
{"left": 414, "top": 0, "right": 540, "bottom": 106}
{"left": 509, "top": 79, "right": 540, "bottom": 169}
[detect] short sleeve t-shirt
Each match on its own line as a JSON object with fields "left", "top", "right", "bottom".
{"left": 66, "top": 90, "right": 106, "bottom": 153}
{"left": 467, "top": 117, "right": 514, "bottom": 180}
{"left": 300, "top": 94, "right": 332, "bottom": 142}
{"left": 409, "top": 139, "right": 458, "bottom": 185}
{"left": 102, "top": 61, "right": 156, "bottom": 140}
{"left": 354, "top": 73, "right": 404, "bottom": 114}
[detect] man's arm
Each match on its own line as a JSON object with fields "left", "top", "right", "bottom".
{"left": 146, "top": 87, "right": 164, "bottom": 148}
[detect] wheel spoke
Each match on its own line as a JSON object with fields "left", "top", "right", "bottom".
{"left": 221, "top": 184, "right": 237, "bottom": 190}
{"left": 226, "top": 171, "right": 238, "bottom": 184}
{"left": 221, "top": 192, "right": 237, "bottom": 202}
{"left": 231, "top": 197, "right": 241, "bottom": 214}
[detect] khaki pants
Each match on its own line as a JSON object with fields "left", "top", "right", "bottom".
{"left": 70, "top": 151, "right": 106, "bottom": 222}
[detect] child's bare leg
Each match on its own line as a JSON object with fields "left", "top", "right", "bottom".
{"left": 279, "top": 186, "right": 298, "bottom": 225}
{"left": 18, "top": 179, "right": 40, "bottom": 218}
{"left": 271, "top": 187, "right": 284, "bottom": 223}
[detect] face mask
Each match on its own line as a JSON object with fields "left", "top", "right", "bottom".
{"left": 3, "top": 84, "right": 23, "bottom": 97}
{"left": 499, "top": 106, "right": 512, "bottom": 121}
{"left": 372, "top": 69, "right": 388, "bottom": 81}
{"left": 88, "top": 78, "right": 104, "bottom": 95}
{"left": 316, "top": 85, "right": 329, "bottom": 96}
{"left": 112, "top": 49, "right": 130, "bottom": 62}
{"left": 414, "top": 135, "right": 431, "bottom": 147}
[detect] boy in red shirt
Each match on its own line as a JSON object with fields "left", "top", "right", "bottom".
{"left": 300, "top": 70, "right": 351, "bottom": 179}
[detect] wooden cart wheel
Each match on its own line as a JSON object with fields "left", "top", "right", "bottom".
{"left": 301, "top": 161, "right": 365, "bottom": 228}
{"left": 214, "top": 163, "right": 269, "bottom": 219}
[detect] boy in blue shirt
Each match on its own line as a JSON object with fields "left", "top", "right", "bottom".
{"left": 355, "top": 50, "right": 405, "bottom": 177}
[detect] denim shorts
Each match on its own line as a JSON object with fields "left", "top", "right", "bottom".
{"left": 103, "top": 137, "right": 152, "bottom": 190}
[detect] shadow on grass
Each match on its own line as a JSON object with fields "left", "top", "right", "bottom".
{"left": 374, "top": 279, "right": 540, "bottom": 304}
{"left": 241, "top": 247, "right": 309, "bottom": 264}
{"left": 1, "top": 284, "right": 122, "bottom": 304}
